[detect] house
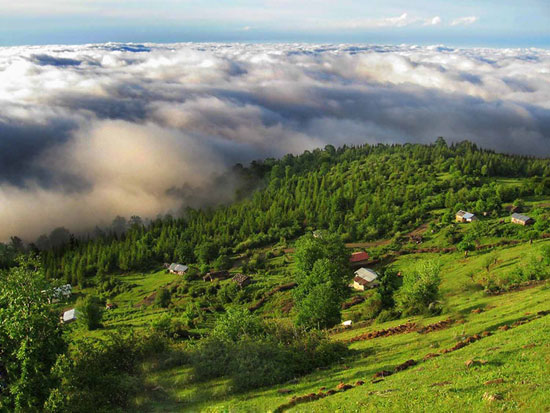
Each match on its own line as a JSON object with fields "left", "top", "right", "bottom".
{"left": 352, "top": 268, "right": 380, "bottom": 291}
{"left": 232, "top": 273, "right": 251, "bottom": 288}
{"left": 54, "top": 284, "right": 72, "bottom": 300}
{"left": 42, "top": 284, "right": 72, "bottom": 303}
{"left": 349, "top": 251, "right": 369, "bottom": 267}
{"left": 203, "top": 270, "right": 230, "bottom": 282}
{"left": 168, "top": 263, "right": 188, "bottom": 275}
{"left": 62, "top": 308, "right": 79, "bottom": 324}
{"left": 341, "top": 320, "right": 353, "bottom": 327}
{"left": 456, "top": 210, "right": 478, "bottom": 223}
{"left": 511, "top": 213, "right": 534, "bottom": 226}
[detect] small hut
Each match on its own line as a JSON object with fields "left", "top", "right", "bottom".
{"left": 232, "top": 273, "right": 251, "bottom": 288}
{"left": 511, "top": 213, "right": 534, "bottom": 226}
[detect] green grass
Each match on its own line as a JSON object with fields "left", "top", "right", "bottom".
{"left": 130, "top": 239, "right": 550, "bottom": 412}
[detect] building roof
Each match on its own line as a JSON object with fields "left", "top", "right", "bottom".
{"left": 232, "top": 273, "right": 250, "bottom": 285}
{"left": 457, "top": 210, "right": 475, "bottom": 220}
{"left": 511, "top": 213, "right": 533, "bottom": 222}
{"left": 169, "top": 263, "right": 188, "bottom": 272}
{"left": 354, "top": 267, "right": 379, "bottom": 283}
{"left": 54, "top": 284, "right": 72, "bottom": 295}
{"left": 63, "top": 308, "right": 78, "bottom": 322}
{"left": 350, "top": 251, "right": 369, "bottom": 263}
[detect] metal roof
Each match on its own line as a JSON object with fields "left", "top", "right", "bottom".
{"left": 169, "top": 263, "right": 188, "bottom": 272}
{"left": 63, "top": 309, "right": 78, "bottom": 322}
{"left": 354, "top": 267, "right": 379, "bottom": 283}
{"left": 511, "top": 213, "right": 532, "bottom": 222}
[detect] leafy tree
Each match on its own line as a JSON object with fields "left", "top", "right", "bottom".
{"left": 211, "top": 307, "right": 264, "bottom": 342}
{"left": 213, "top": 254, "right": 232, "bottom": 271}
{"left": 195, "top": 241, "right": 218, "bottom": 265}
{"left": 77, "top": 296, "right": 104, "bottom": 330}
{"left": 154, "top": 288, "right": 171, "bottom": 308}
{"left": 0, "top": 256, "right": 66, "bottom": 412}
{"left": 293, "top": 233, "right": 351, "bottom": 329}
{"left": 395, "top": 260, "right": 442, "bottom": 316}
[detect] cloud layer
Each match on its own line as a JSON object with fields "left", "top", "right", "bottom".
{"left": 0, "top": 42, "right": 550, "bottom": 240}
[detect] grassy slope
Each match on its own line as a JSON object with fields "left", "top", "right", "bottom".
{"left": 135, "top": 238, "right": 550, "bottom": 412}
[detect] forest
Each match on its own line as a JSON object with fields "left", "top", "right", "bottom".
{"left": 1, "top": 138, "right": 549, "bottom": 286}
{"left": 3, "top": 139, "right": 550, "bottom": 411}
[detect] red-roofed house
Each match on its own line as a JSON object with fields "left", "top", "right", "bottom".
{"left": 349, "top": 251, "right": 369, "bottom": 267}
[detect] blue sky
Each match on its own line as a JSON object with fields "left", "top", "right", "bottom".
{"left": 0, "top": 0, "right": 549, "bottom": 47}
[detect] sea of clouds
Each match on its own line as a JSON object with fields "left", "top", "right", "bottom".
{"left": 0, "top": 42, "right": 549, "bottom": 240}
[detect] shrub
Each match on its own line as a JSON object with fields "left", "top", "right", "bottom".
{"left": 152, "top": 314, "right": 190, "bottom": 340}
{"left": 376, "top": 309, "right": 401, "bottom": 323}
{"left": 154, "top": 288, "right": 171, "bottom": 308}
{"left": 77, "top": 295, "right": 103, "bottom": 330}
{"left": 395, "top": 260, "right": 442, "bottom": 316}
{"left": 189, "top": 311, "right": 348, "bottom": 392}
{"left": 45, "top": 333, "right": 166, "bottom": 413}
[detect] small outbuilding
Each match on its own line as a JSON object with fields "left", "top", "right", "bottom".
{"left": 353, "top": 268, "right": 380, "bottom": 291}
{"left": 456, "top": 210, "right": 478, "bottom": 223}
{"left": 232, "top": 273, "right": 251, "bottom": 288}
{"left": 511, "top": 213, "right": 534, "bottom": 226}
{"left": 349, "top": 251, "right": 369, "bottom": 267}
{"left": 168, "top": 263, "right": 188, "bottom": 275}
{"left": 43, "top": 284, "right": 72, "bottom": 303}
{"left": 62, "top": 308, "right": 79, "bottom": 324}
{"left": 203, "top": 270, "right": 230, "bottom": 282}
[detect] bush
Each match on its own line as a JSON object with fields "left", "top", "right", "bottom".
{"left": 77, "top": 295, "right": 103, "bottom": 330}
{"left": 45, "top": 333, "right": 167, "bottom": 413}
{"left": 395, "top": 260, "right": 442, "bottom": 316}
{"left": 376, "top": 309, "right": 401, "bottom": 323}
{"left": 155, "top": 288, "right": 171, "bottom": 308}
{"left": 152, "top": 314, "right": 190, "bottom": 340}
{"left": 189, "top": 311, "right": 348, "bottom": 392}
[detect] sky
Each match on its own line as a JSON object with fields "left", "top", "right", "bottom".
{"left": 0, "top": 0, "right": 549, "bottom": 47}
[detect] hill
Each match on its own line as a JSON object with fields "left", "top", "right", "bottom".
{"left": 2, "top": 139, "right": 550, "bottom": 412}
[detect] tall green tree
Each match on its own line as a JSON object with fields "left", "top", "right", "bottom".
{"left": 0, "top": 256, "right": 66, "bottom": 412}
{"left": 293, "top": 234, "right": 351, "bottom": 329}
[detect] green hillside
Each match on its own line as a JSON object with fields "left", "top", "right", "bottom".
{"left": 128, "top": 240, "right": 550, "bottom": 412}
{"left": 2, "top": 140, "right": 550, "bottom": 412}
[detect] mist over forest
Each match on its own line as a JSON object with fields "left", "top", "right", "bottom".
{"left": 1, "top": 43, "right": 550, "bottom": 241}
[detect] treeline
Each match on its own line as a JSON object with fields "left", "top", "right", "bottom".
{"left": 25, "top": 139, "right": 550, "bottom": 284}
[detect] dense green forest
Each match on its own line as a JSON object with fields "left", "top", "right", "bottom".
{"left": 3, "top": 139, "right": 550, "bottom": 412}
{"left": 1, "top": 139, "right": 550, "bottom": 281}
{"left": 26, "top": 138, "right": 550, "bottom": 285}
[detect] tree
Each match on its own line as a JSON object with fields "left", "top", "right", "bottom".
{"left": 395, "top": 260, "right": 442, "bottom": 316}
{"left": 213, "top": 254, "right": 232, "bottom": 271}
{"left": 0, "top": 256, "right": 66, "bottom": 412}
{"left": 155, "top": 288, "right": 171, "bottom": 308}
{"left": 293, "top": 233, "right": 349, "bottom": 281}
{"left": 77, "top": 296, "right": 103, "bottom": 331}
{"left": 195, "top": 241, "right": 218, "bottom": 265}
{"left": 293, "top": 232, "right": 351, "bottom": 329}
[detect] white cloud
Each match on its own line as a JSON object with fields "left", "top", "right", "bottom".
{"left": 0, "top": 42, "right": 549, "bottom": 240}
{"left": 424, "top": 16, "right": 442, "bottom": 26}
{"left": 328, "top": 13, "right": 420, "bottom": 29}
{"left": 451, "top": 16, "right": 479, "bottom": 26}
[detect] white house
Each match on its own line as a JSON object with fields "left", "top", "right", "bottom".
{"left": 42, "top": 284, "right": 72, "bottom": 303}
{"left": 168, "top": 263, "right": 188, "bottom": 275}
{"left": 456, "top": 210, "right": 477, "bottom": 223}
{"left": 62, "top": 308, "right": 79, "bottom": 324}
{"left": 353, "top": 268, "right": 380, "bottom": 291}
